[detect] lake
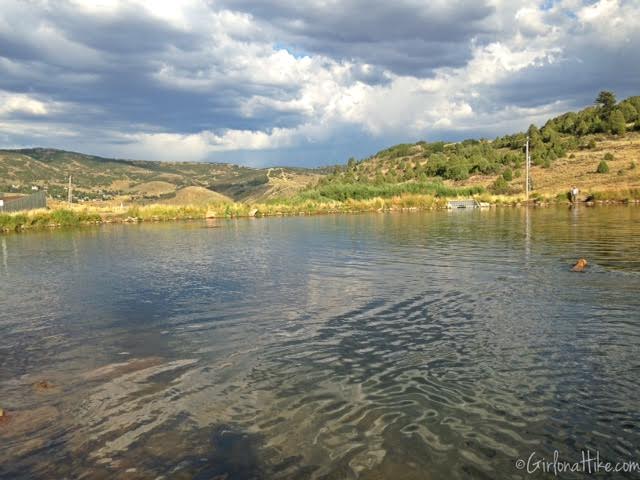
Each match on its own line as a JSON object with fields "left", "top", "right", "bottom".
{"left": 1, "top": 206, "right": 640, "bottom": 479}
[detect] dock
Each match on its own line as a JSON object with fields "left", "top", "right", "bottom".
{"left": 447, "top": 199, "right": 481, "bottom": 209}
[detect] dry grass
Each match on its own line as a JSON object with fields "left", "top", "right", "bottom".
{"left": 529, "top": 133, "right": 640, "bottom": 198}
{"left": 435, "top": 133, "right": 640, "bottom": 201}
{"left": 2, "top": 194, "right": 451, "bottom": 233}
{"left": 160, "top": 186, "right": 233, "bottom": 205}
{"left": 128, "top": 181, "right": 177, "bottom": 196}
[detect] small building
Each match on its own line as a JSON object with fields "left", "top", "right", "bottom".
{"left": 0, "top": 191, "right": 47, "bottom": 212}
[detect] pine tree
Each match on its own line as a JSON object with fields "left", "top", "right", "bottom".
{"left": 609, "top": 109, "right": 626, "bottom": 135}
{"left": 595, "top": 91, "right": 616, "bottom": 120}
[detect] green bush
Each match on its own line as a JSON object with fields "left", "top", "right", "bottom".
{"left": 604, "top": 152, "right": 614, "bottom": 161}
{"left": 630, "top": 161, "right": 638, "bottom": 170}
{"left": 502, "top": 169, "right": 513, "bottom": 181}
{"left": 491, "top": 177, "right": 509, "bottom": 194}
{"left": 445, "top": 163, "right": 470, "bottom": 181}
{"left": 596, "top": 160, "right": 609, "bottom": 174}
{"left": 296, "top": 181, "right": 484, "bottom": 202}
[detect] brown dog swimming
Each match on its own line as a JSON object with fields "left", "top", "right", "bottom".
{"left": 571, "top": 258, "right": 588, "bottom": 272}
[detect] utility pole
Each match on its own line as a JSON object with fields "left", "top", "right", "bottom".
{"left": 68, "top": 175, "right": 73, "bottom": 204}
{"left": 525, "top": 136, "right": 530, "bottom": 203}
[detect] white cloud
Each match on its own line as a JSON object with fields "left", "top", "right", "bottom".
{"left": 113, "top": 127, "right": 300, "bottom": 161}
{"left": 0, "top": 92, "right": 52, "bottom": 116}
{"left": 515, "top": 7, "right": 550, "bottom": 36}
{"left": 0, "top": 0, "right": 639, "bottom": 165}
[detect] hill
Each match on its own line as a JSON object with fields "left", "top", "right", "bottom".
{"left": 299, "top": 92, "right": 640, "bottom": 202}
{"left": 2, "top": 92, "right": 640, "bottom": 210}
{"left": 0, "top": 148, "right": 319, "bottom": 204}
{"left": 160, "top": 186, "right": 233, "bottom": 205}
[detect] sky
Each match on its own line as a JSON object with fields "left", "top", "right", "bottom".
{"left": 0, "top": 0, "right": 639, "bottom": 167}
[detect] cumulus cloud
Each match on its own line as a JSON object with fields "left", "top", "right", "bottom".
{"left": 0, "top": 0, "right": 638, "bottom": 165}
{"left": 0, "top": 92, "right": 51, "bottom": 116}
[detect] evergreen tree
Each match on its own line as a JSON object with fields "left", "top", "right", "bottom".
{"left": 609, "top": 109, "right": 626, "bottom": 135}
{"left": 592, "top": 117, "right": 606, "bottom": 133}
{"left": 576, "top": 120, "right": 590, "bottom": 136}
{"left": 619, "top": 102, "right": 638, "bottom": 122}
{"left": 595, "top": 91, "right": 616, "bottom": 120}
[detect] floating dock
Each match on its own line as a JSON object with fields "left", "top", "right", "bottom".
{"left": 447, "top": 199, "right": 480, "bottom": 209}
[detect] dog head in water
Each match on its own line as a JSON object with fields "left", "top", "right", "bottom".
{"left": 571, "top": 258, "right": 588, "bottom": 272}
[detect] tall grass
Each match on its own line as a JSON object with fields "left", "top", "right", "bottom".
{"left": 1, "top": 194, "right": 451, "bottom": 233}
{"left": 0, "top": 208, "right": 101, "bottom": 232}
{"left": 295, "top": 181, "right": 485, "bottom": 202}
{"left": 586, "top": 189, "right": 640, "bottom": 201}
{"left": 4, "top": 184, "right": 636, "bottom": 234}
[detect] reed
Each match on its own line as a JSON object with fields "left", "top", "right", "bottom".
{"left": 2, "top": 187, "right": 638, "bottom": 233}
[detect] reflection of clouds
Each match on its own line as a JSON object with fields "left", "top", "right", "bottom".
{"left": 74, "top": 358, "right": 198, "bottom": 458}
{"left": 2, "top": 209, "right": 640, "bottom": 478}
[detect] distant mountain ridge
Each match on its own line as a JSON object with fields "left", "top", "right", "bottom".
{"left": 0, "top": 147, "right": 321, "bottom": 203}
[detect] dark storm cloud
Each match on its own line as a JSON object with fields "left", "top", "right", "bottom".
{"left": 0, "top": 1, "right": 311, "bottom": 136}
{"left": 0, "top": 0, "right": 639, "bottom": 166}
{"left": 481, "top": 29, "right": 640, "bottom": 125}
{"left": 220, "top": 0, "right": 496, "bottom": 74}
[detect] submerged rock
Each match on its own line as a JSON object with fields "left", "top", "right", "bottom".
{"left": 33, "top": 379, "right": 57, "bottom": 393}
{"left": 0, "top": 406, "right": 59, "bottom": 437}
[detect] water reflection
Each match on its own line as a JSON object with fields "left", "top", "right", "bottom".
{"left": 1, "top": 236, "right": 7, "bottom": 274}
{"left": 1, "top": 207, "right": 639, "bottom": 479}
{"left": 524, "top": 206, "right": 531, "bottom": 263}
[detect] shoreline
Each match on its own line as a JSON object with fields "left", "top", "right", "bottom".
{"left": 2, "top": 196, "right": 639, "bottom": 234}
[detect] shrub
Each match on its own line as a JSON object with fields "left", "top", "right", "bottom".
{"left": 596, "top": 160, "right": 609, "bottom": 174}
{"left": 604, "top": 152, "right": 614, "bottom": 161}
{"left": 630, "top": 161, "right": 638, "bottom": 170}
{"left": 588, "top": 139, "right": 597, "bottom": 149}
{"left": 609, "top": 109, "right": 627, "bottom": 135}
{"left": 491, "top": 176, "right": 509, "bottom": 194}
{"left": 502, "top": 169, "right": 513, "bottom": 181}
{"left": 445, "top": 163, "right": 470, "bottom": 181}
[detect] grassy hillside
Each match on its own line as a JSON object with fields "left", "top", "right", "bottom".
{"left": 2, "top": 92, "right": 640, "bottom": 214}
{"left": 300, "top": 93, "right": 640, "bottom": 203}
{"left": 0, "top": 148, "right": 318, "bottom": 203}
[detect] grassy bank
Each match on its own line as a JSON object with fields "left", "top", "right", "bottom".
{"left": 2, "top": 187, "right": 639, "bottom": 233}
{"left": 0, "top": 208, "right": 102, "bottom": 232}
{"left": 1, "top": 194, "right": 449, "bottom": 232}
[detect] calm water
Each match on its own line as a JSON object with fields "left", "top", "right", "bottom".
{"left": 1, "top": 206, "right": 640, "bottom": 479}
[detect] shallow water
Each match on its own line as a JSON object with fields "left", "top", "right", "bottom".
{"left": 1, "top": 206, "right": 640, "bottom": 479}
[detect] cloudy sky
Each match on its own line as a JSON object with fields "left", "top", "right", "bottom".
{"left": 0, "top": 0, "right": 638, "bottom": 167}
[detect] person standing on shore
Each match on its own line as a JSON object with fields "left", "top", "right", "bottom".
{"left": 570, "top": 185, "right": 579, "bottom": 203}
